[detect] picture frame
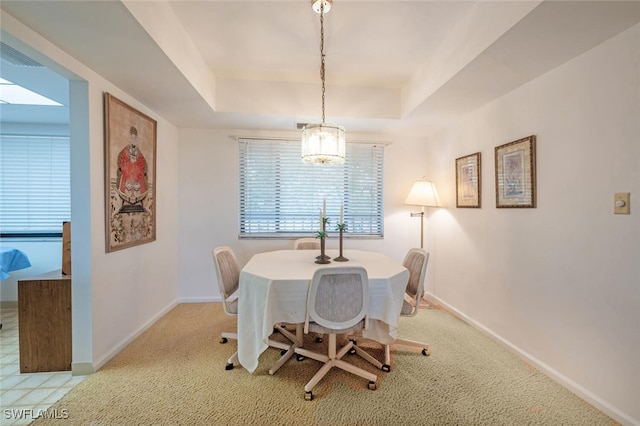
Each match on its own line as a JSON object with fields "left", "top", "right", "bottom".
{"left": 494, "top": 135, "right": 536, "bottom": 208}
{"left": 456, "top": 152, "right": 481, "bottom": 208}
{"left": 104, "top": 93, "right": 157, "bottom": 252}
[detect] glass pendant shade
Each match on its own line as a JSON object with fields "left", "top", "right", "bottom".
{"left": 301, "top": 123, "right": 346, "bottom": 164}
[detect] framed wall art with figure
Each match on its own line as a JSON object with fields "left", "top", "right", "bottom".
{"left": 104, "top": 93, "right": 157, "bottom": 252}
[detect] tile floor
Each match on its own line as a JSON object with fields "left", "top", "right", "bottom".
{"left": 1, "top": 307, "right": 84, "bottom": 425}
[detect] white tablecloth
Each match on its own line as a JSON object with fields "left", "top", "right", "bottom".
{"left": 238, "top": 249, "right": 409, "bottom": 373}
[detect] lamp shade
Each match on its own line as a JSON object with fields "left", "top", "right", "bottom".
{"left": 404, "top": 181, "right": 440, "bottom": 207}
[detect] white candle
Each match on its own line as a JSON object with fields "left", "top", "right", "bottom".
{"left": 319, "top": 209, "right": 323, "bottom": 227}
{"left": 340, "top": 204, "right": 344, "bottom": 224}
{"left": 322, "top": 198, "right": 326, "bottom": 217}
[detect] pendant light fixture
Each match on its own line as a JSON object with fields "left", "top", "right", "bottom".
{"left": 301, "top": 0, "right": 346, "bottom": 164}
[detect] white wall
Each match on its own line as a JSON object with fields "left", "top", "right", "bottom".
{"left": 426, "top": 23, "right": 640, "bottom": 425}
{"left": 2, "top": 11, "right": 181, "bottom": 373}
{"left": 176, "top": 128, "right": 430, "bottom": 300}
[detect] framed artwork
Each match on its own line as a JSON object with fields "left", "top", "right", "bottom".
{"left": 104, "top": 93, "right": 157, "bottom": 252}
{"left": 494, "top": 135, "right": 536, "bottom": 208}
{"left": 456, "top": 152, "right": 481, "bottom": 208}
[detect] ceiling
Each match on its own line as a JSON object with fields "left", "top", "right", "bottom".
{"left": 2, "top": 0, "right": 640, "bottom": 137}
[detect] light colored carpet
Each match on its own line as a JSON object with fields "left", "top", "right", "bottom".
{"left": 32, "top": 303, "right": 615, "bottom": 425}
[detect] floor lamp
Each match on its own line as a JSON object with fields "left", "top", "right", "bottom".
{"left": 405, "top": 180, "right": 440, "bottom": 249}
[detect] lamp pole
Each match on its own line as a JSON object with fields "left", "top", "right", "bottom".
{"left": 410, "top": 206, "right": 425, "bottom": 249}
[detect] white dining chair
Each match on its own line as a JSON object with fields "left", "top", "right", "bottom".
{"left": 348, "top": 248, "right": 431, "bottom": 372}
{"left": 293, "top": 238, "right": 321, "bottom": 250}
{"left": 294, "top": 266, "right": 378, "bottom": 400}
{"left": 212, "top": 246, "right": 297, "bottom": 372}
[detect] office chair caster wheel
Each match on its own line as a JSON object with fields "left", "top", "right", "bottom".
{"left": 368, "top": 381, "right": 377, "bottom": 390}
{"left": 296, "top": 354, "right": 305, "bottom": 362}
{"left": 304, "top": 391, "right": 313, "bottom": 401}
{"left": 422, "top": 348, "right": 430, "bottom": 356}
{"left": 381, "top": 364, "right": 391, "bottom": 372}
{"left": 220, "top": 337, "right": 228, "bottom": 344}
{"left": 315, "top": 336, "right": 323, "bottom": 343}
{"left": 225, "top": 363, "right": 234, "bottom": 370}
{"left": 281, "top": 349, "right": 287, "bottom": 356}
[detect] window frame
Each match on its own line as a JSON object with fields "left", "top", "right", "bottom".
{"left": 238, "top": 137, "right": 384, "bottom": 240}
{"left": 0, "top": 133, "right": 71, "bottom": 238}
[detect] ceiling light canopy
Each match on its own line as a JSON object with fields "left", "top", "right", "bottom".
{"left": 301, "top": 0, "right": 345, "bottom": 165}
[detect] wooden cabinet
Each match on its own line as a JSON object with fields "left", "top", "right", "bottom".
{"left": 18, "top": 270, "right": 71, "bottom": 373}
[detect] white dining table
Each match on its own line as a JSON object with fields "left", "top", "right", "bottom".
{"left": 237, "top": 249, "right": 409, "bottom": 373}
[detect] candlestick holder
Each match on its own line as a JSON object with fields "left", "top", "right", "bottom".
{"left": 334, "top": 223, "right": 348, "bottom": 262}
{"left": 315, "top": 217, "right": 331, "bottom": 264}
{"left": 315, "top": 235, "right": 331, "bottom": 264}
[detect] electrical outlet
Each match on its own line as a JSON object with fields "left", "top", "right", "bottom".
{"left": 614, "top": 192, "right": 630, "bottom": 214}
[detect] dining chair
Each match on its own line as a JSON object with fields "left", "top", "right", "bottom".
{"left": 293, "top": 238, "right": 321, "bottom": 250}
{"left": 294, "top": 266, "right": 378, "bottom": 401}
{"left": 212, "top": 246, "right": 296, "bottom": 371}
{"left": 349, "top": 248, "right": 431, "bottom": 372}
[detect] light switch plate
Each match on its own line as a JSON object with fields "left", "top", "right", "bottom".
{"left": 614, "top": 192, "right": 630, "bottom": 214}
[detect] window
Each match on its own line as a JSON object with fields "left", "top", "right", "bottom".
{"left": 0, "top": 134, "right": 70, "bottom": 237}
{"left": 239, "top": 138, "right": 384, "bottom": 238}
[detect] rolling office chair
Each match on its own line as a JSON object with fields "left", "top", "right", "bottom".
{"left": 293, "top": 238, "right": 321, "bottom": 250}
{"left": 349, "top": 248, "right": 431, "bottom": 372}
{"left": 212, "top": 246, "right": 296, "bottom": 372}
{"left": 294, "top": 266, "right": 378, "bottom": 400}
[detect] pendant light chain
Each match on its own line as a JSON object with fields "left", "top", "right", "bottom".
{"left": 301, "top": 0, "right": 345, "bottom": 165}
{"left": 320, "top": 2, "right": 326, "bottom": 125}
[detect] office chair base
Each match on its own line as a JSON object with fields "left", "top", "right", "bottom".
{"left": 268, "top": 324, "right": 302, "bottom": 375}
{"left": 348, "top": 340, "right": 389, "bottom": 372}
{"left": 297, "top": 337, "right": 378, "bottom": 399}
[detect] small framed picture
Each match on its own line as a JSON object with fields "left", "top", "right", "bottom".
{"left": 456, "top": 152, "right": 481, "bottom": 208}
{"left": 494, "top": 135, "right": 536, "bottom": 208}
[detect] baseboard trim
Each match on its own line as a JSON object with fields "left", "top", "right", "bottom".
{"left": 425, "top": 293, "right": 637, "bottom": 426}
{"left": 178, "top": 296, "right": 221, "bottom": 303}
{"left": 71, "top": 362, "right": 94, "bottom": 376}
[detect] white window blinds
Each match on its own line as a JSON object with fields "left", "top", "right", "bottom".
{"left": 0, "top": 134, "right": 70, "bottom": 236}
{"left": 238, "top": 138, "right": 384, "bottom": 238}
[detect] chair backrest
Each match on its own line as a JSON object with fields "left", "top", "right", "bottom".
{"left": 294, "top": 238, "right": 321, "bottom": 250}
{"left": 306, "top": 266, "right": 369, "bottom": 332}
{"left": 401, "top": 248, "right": 429, "bottom": 317}
{"left": 212, "top": 246, "right": 241, "bottom": 316}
